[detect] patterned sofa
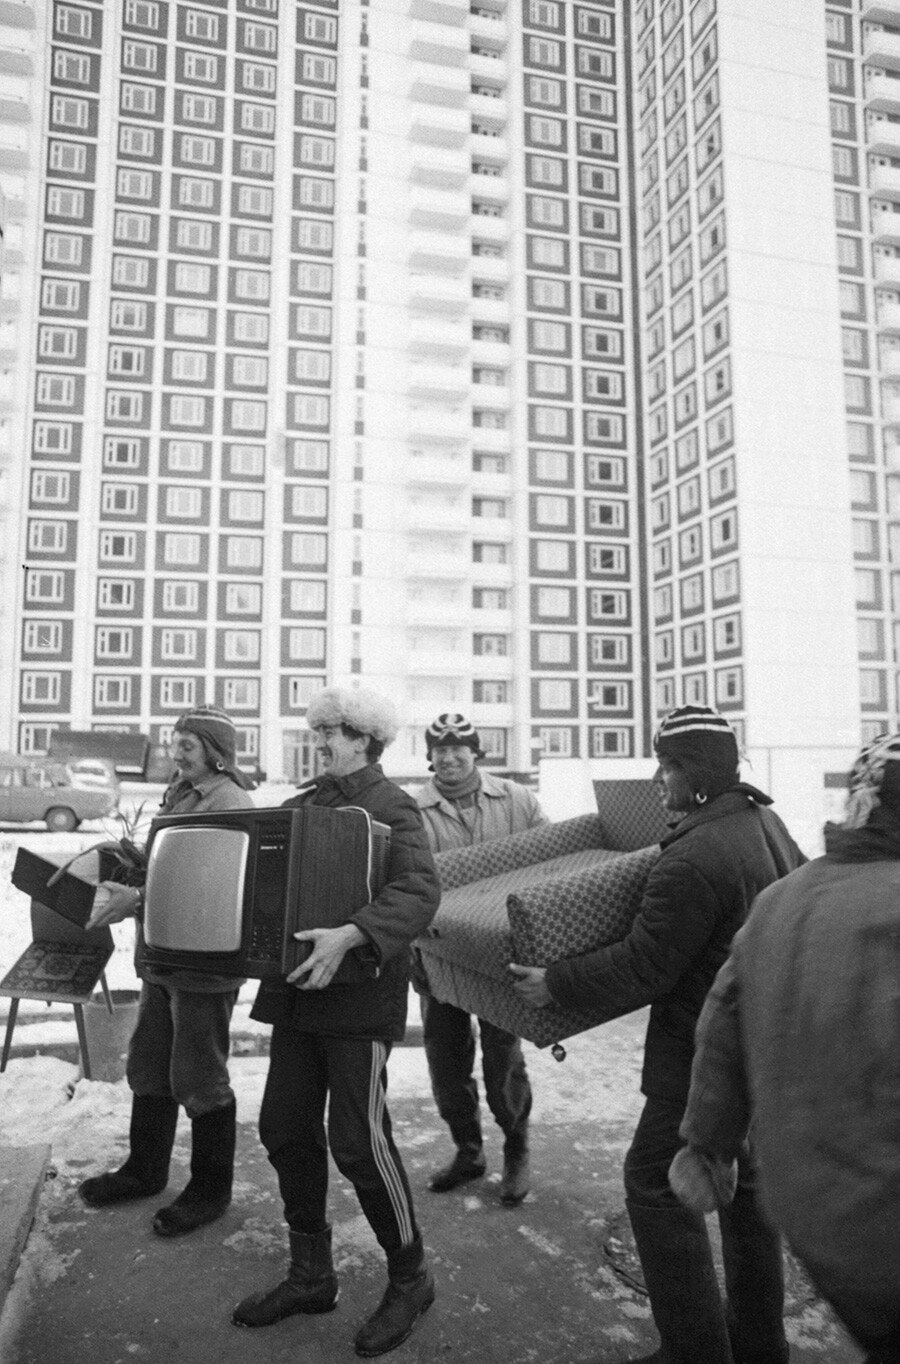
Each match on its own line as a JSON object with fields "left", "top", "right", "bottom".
{"left": 415, "top": 813, "right": 660, "bottom": 1049}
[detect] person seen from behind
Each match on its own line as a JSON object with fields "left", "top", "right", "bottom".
{"left": 672, "top": 732, "right": 900, "bottom": 1364}
{"left": 510, "top": 704, "right": 805, "bottom": 1363}
{"left": 79, "top": 705, "right": 255, "bottom": 1237}
{"left": 414, "top": 712, "right": 548, "bottom": 1205}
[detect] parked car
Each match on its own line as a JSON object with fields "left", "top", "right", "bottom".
{"left": 65, "top": 757, "right": 120, "bottom": 793}
{"left": 0, "top": 754, "right": 118, "bottom": 831}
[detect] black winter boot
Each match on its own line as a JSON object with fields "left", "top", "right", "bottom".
{"left": 499, "top": 1129, "right": 530, "bottom": 1206}
{"left": 152, "top": 1099, "right": 235, "bottom": 1238}
{"left": 428, "top": 1141, "right": 486, "bottom": 1192}
{"left": 625, "top": 1198, "right": 735, "bottom": 1364}
{"left": 354, "top": 1237, "right": 435, "bottom": 1358}
{"left": 79, "top": 1095, "right": 179, "bottom": 1207}
{"left": 232, "top": 1226, "right": 339, "bottom": 1327}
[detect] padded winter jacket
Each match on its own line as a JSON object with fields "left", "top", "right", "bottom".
{"left": 682, "top": 855, "right": 900, "bottom": 1324}
{"left": 415, "top": 770, "right": 548, "bottom": 851}
{"left": 544, "top": 784, "right": 804, "bottom": 1102}
{"left": 251, "top": 762, "right": 440, "bottom": 1041}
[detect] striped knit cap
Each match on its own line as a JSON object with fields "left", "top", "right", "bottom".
{"left": 174, "top": 704, "right": 237, "bottom": 770}
{"left": 844, "top": 732, "right": 900, "bottom": 829}
{"left": 653, "top": 705, "right": 740, "bottom": 801}
{"left": 425, "top": 712, "right": 483, "bottom": 756}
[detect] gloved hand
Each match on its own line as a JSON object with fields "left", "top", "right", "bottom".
{"left": 669, "top": 1145, "right": 737, "bottom": 1213}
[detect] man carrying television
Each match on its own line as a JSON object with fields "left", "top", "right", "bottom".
{"left": 233, "top": 686, "right": 441, "bottom": 1360}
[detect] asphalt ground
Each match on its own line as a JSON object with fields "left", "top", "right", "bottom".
{"left": 0, "top": 1012, "right": 863, "bottom": 1364}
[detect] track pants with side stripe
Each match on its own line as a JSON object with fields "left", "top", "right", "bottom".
{"left": 259, "top": 1026, "right": 420, "bottom": 1257}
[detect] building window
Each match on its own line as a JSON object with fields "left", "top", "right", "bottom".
{"left": 94, "top": 676, "right": 133, "bottom": 708}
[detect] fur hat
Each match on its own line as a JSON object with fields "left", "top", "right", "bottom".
{"left": 425, "top": 713, "right": 483, "bottom": 757}
{"left": 653, "top": 705, "right": 739, "bottom": 802}
{"left": 306, "top": 686, "right": 399, "bottom": 746}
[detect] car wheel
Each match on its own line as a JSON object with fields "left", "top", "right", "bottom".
{"left": 45, "top": 806, "right": 79, "bottom": 833}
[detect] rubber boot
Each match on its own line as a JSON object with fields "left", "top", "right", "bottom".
{"left": 428, "top": 1120, "right": 485, "bottom": 1192}
{"left": 354, "top": 1237, "right": 435, "bottom": 1358}
{"left": 625, "top": 1198, "right": 735, "bottom": 1364}
{"left": 232, "top": 1226, "right": 339, "bottom": 1327}
{"left": 499, "top": 1128, "right": 530, "bottom": 1206}
{"left": 79, "top": 1095, "right": 179, "bottom": 1207}
{"left": 152, "top": 1099, "right": 235, "bottom": 1237}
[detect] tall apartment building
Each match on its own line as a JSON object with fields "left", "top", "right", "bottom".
{"left": 0, "top": 0, "right": 880, "bottom": 789}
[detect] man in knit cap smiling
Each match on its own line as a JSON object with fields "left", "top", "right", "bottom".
{"left": 511, "top": 705, "right": 805, "bottom": 1363}
{"left": 414, "top": 712, "right": 547, "bottom": 1206}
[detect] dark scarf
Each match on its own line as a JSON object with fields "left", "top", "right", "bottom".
{"left": 433, "top": 766, "right": 482, "bottom": 807}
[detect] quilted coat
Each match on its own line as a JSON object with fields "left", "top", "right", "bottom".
{"left": 682, "top": 855, "right": 900, "bottom": 1336}
{"left": 544, "top": 784, "right": 804, "bottom": 1101}
{"left": 251, "top": 762, "right": 440, "bottom": 1041}
{"left": 416, "top": 770, "right": 548, "bottom": 850}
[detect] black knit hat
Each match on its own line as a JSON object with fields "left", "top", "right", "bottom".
{"left": 425, "top": 713, "right": 484, "bottom": 758}
{"left": 653, "top": 705, "right": 739, "bottom": 802}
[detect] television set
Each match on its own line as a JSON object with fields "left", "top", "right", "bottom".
{"left": 141, "top": 804, "right": 390, "bottom": 981}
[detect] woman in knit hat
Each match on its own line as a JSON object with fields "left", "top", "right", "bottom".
{"left": 511, "top": 704, "right": 805, "bottom": 1363}
{"left": 79, "top": 705, "right": 255, "bottom": 1238}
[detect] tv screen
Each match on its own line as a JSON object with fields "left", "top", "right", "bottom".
{"left": 144, "top": 825, "right": 248, "bottom": 954}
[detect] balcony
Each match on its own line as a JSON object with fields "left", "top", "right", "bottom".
{"left": 406, "top": 542, "right": 471, "bottom": 581}
{"left": 470, "top": 52, "right": 506, "bottom": 83}
{"left": 410, "top": 65, "right": 469, "bottom": 107}
{"left": 471, "top": 336, "right": 510, "bottom": 367}
{"left": 407, "top": 318, "right": 469, "bottom": 359}
{"left": 409, "top": 105, "right": 469, "bottom": 150}
{"left": 865, "top": 0, "right": 900, "bottom": 20}
{"left": 405, "top": 449, "right": 470, "bottom": 486}
{"left": 879, "top": 346, "right": 900, "bottom": 376}
{"left": 872, "top": 201, "right": 900, "bottom": 244}
{"left": 470, "top": 91, "right": 508, "bottom": 125}
{"left": 471, "top": 254, "right": 509, "bottom": 285}
{"left": 468, "top": 423, "right": 510, "bottom": 451}
{"left": 871, "top": 162, "right": 900, "bottom": 201}
{"left": 877, "top": 300, "right": 900, "bottom": 331}
{"left": 470, "top": 11, "right": 507, "bottom": 42}
{"left": 470, "top": 296, "right": 510, "bottom": 326}
{"left": 866, "top": 71, "right": 900, "bottom": 112}
{"left": 409, "top": 20, "right": 468, "bottom": 65}
{"left": 875, "top": 253, "right": 900, "bottom": 285}
{"left": 407, "top": 406, "right": 471, "bottom": 440}
{"left": 409, "top": 185, "right": 470, "bottom": 230}
{"left": 408, "top": 230, "right": 470, "bottom": 274}
{"left": 406, "top": 595, "right": 470, "bottom": 627}
{"left": 471, "top": 380, "right": 510, "bottom": 408}
{"left": 408, "top": 274, "right": 470, "bottom": 314}
{"left": 881, "top": 391, "right": 900, "bottom": 423}
{"left": 470, "top": 169, "right": 510, "bottom": 205}
{"left": 410, "top": 157, "right": 469, "bottom": 191}
{"left": 867, "top": 114, "right": 900, "bottom": 156}
{"left": 470, "top": 213, "right": 509, "bottom": 246}
{"left": 407, "top": 491, "right": 470, "bottom": 531}
{"left": 409, "top": 0, "right": 468, "bottom": 22}
{"left": 407, "top": 362, "right": 470, "bottom": 402}
{"left": 865, "top": 28, "right": 900, "bottom": 72}
{"left": 471, "top": 131, "right": 509, "bottom": 162}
